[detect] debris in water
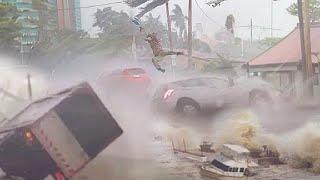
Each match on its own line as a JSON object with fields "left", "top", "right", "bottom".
{"left": 279, "top": 121, "right": 320, "bottom": 173}
{"left": 213, "top": 109, "right": 276, "bottom": 152}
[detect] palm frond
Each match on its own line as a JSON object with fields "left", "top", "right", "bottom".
{"left": 125, "top": 0, "right": 150, "bottom": 8}
{"left": 136, "top": 0, "right": 168, "bottom": 18}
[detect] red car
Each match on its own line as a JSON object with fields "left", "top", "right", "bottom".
{"left": 121, "top": 68, "right": 151, "bottom": 85}
{"left": 98, "top": 67, "right": 151, "bottom": 93}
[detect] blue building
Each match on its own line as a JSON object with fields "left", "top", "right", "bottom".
{"left": 45, "top": 0, "right": 58, "bottom": 32}
{"left": 1, "top": 0, "right": 60, "bottom": 45}
{"left": 57, "top": 0, "right": 81, "bottom": 31}
{"left": 1, "top": 0, "right": 40, "bottom": 45}
{"left": 72, "top": 0, "right": 81, "bottom": 31}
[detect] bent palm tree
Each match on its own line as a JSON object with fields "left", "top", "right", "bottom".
{"left": 225, "top": 14, "right": 235, "bottom": 35}
{"left": 171, "top": 4, "right": 186, "bottom": 39}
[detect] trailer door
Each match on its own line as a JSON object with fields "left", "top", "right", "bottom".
{"left": 31, "top": 112, "right": 90, "bottom": 178}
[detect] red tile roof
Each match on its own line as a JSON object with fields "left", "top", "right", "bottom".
{"left": 249, "top": 24, "right": 320, "bottom": 66}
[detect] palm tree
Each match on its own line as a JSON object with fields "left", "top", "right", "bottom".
{"left": 171, "top": 4, "right": 186, "bottom": 39}
{"left": 225, "top": 14, "right": 235, "bottom": 35}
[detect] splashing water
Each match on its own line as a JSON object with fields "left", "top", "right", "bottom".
{"left": 212, "top": 109, "right": 276, "bottom": 151}
{"left": 279, "top": 121, "right": 320, "bottom": 173}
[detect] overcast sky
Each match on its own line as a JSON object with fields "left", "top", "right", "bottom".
{"left": 81, "top": 0, "right": 298, "bottom": 40}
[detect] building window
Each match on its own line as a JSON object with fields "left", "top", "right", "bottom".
{"left": 232, "top": 168, "right": 238, "bottom": 172}
{"left": 211, "top": 160, "right": 230, "bottom": 172}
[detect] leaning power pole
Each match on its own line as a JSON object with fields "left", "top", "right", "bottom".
{"left": 297, "top": 0, "right": 314, "bottom": 97}
{"left": 165, "top": 1, "right": 175, "bottom": 76}
{"left": 165, "top": 1, "right": 173, "bottom": 50}
{"left": 188, "top": 0, "right": 193, "bottom": 69}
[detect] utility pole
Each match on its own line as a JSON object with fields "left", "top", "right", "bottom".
{"left": 129, "top": 0, "right": 137, "bottom": 62}
{"left": 188, "top": 0, "right": 193, "bottom": 69}
{"left": 250, "top": 18, "right": 253, "bottom": 45}
{"left": 166, "top": 1, "right": 173, "bottom": 50}
{"left": 27, "top": 74, "right": 33, "bottom": 101}
{"left": 165, "top": 1, "right": 176, "bottom": 76}
{"left": 271, "top": 0, "right": 273, "bottom": 38}
{"left": 271, "top": 0, "right": 280, "bottom": 38}
{"left": 20, "top": 36, "right": 24, "bottom": 65}
{"left": 240, "top": 19, "right": 280, "bottom": 45}
{"left": 297, "top": 0, "right": 314, "bottom": 97}
{"left": 132, "top": 36, "right": 137, "bottom": 62}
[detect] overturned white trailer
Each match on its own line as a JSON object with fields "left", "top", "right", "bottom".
{"left": 0, "top": 82, "right": 123, "bottom": 180}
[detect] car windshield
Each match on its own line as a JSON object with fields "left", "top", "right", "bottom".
{"left": 202, "top": 78, "right": 228, "bottom": 88}
{"left": 174, "top": 79, "right": 206, "bottom": 87}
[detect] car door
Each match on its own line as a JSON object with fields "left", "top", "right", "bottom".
{"left": 176, "top": 79, "right": 212, "bottom": 105}
{"left": 201, "top": 78, "right": 229, "bottom": 108}
{"left": 221, "top": 79, "right": 250, "bottom": 106}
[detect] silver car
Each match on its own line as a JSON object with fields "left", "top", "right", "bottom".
{"left": 152, "top": 76, "right": 282, "bottom": 115}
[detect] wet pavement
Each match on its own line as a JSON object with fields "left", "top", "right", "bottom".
{"left": 2, "top": 82, "right": 320, "bottom": 180}
{"left": 69, "top": 101, "right": 320, "bottom": 180}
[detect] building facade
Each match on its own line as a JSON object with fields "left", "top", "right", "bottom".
{"left": 1, "top": 0, "right": 39, "bottom": 45}
{"left": 45, "top": 0, "right": 58, "bottom": 31}
{"left": 248, "top": 23, "right": 320, "bottom": 97}
{"left": 57, "top": 0, "right": 81, "bottom": 31}
{"left": 0, "top": 0, "right": 61, "bottom": 45}
{"left": 72, "top": 0, "right": 81, "bottom": 31}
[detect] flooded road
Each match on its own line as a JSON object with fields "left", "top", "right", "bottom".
{"left": 71, "top": 83, "right": 320, "bottom": 180}
{"left": 3, "top": 63, "right": 316, "bottom": 180}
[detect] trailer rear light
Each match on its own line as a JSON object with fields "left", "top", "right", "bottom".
{"left": 163, "top": 89, "right": 174, "bottom": 100}
{"left": 54, "top": 171, "right": 65, "bottom": 180}
{"left": 24, "top": 131, "right": 34, "bottom": 142}
{"left": 132, "top": 74, "right": 141, "bottom": 78}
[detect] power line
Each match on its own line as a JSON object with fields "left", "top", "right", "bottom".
{"left": 239, "top": 25, "right": 281, "bottom": 31}
{"left": 194, "top": 0, "right": 282, "bottom": 39}
{"left": 57, "top": 1, "right": 124, "bottom": 11}
{"left": 194, "top": 0, "right": 222, "bottom": 27}
{"left": 194, "top": 0, "right": 235, "bottom": 38}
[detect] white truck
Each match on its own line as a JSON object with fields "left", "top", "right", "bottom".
{"left": 0, "top": 82, "right": 123, "bottom": 180}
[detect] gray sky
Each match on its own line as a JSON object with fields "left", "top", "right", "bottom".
{"left": 81, "top": 0, "right": 298, "bottom": 40}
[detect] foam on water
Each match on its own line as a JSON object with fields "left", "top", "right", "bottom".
{"left": 279, "top": 121, "right": 320, "bottom": 173}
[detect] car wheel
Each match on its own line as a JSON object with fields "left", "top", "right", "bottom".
{"left": 176, "top": 98, "right": 200, "bottom": 116}
{"left": 249, "top": 90, "right": 272, "bottom": 107}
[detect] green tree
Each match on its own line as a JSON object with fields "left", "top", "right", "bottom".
{"left": 32, "top": 0, "right": 58, "bottom": 41}
{"left": 225, "top": 14, "right": 235, "bottom": 35}
{"left": 141, "top": 13, "right": 169, "bottom": 47}
{"left": 0, "top": 3, "right": 21, "bottom": 49}
{"left": 94, "top": 7, "right": 135, "bottom": 38}
{"left": 171, "top": 4, "right": 186, "bottom": 39}
{"left": 93, "top": 7, "right": 139, "bottom": 54}
{"left": 287, "top": 0, "right": 320, "bottom": 23}
{"left": 93, "top": 7, "right": 169, "bottom": 53}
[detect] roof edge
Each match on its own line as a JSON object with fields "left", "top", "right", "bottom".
{"left": 248, "top": 26, "right": 298, "bottom": 65}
